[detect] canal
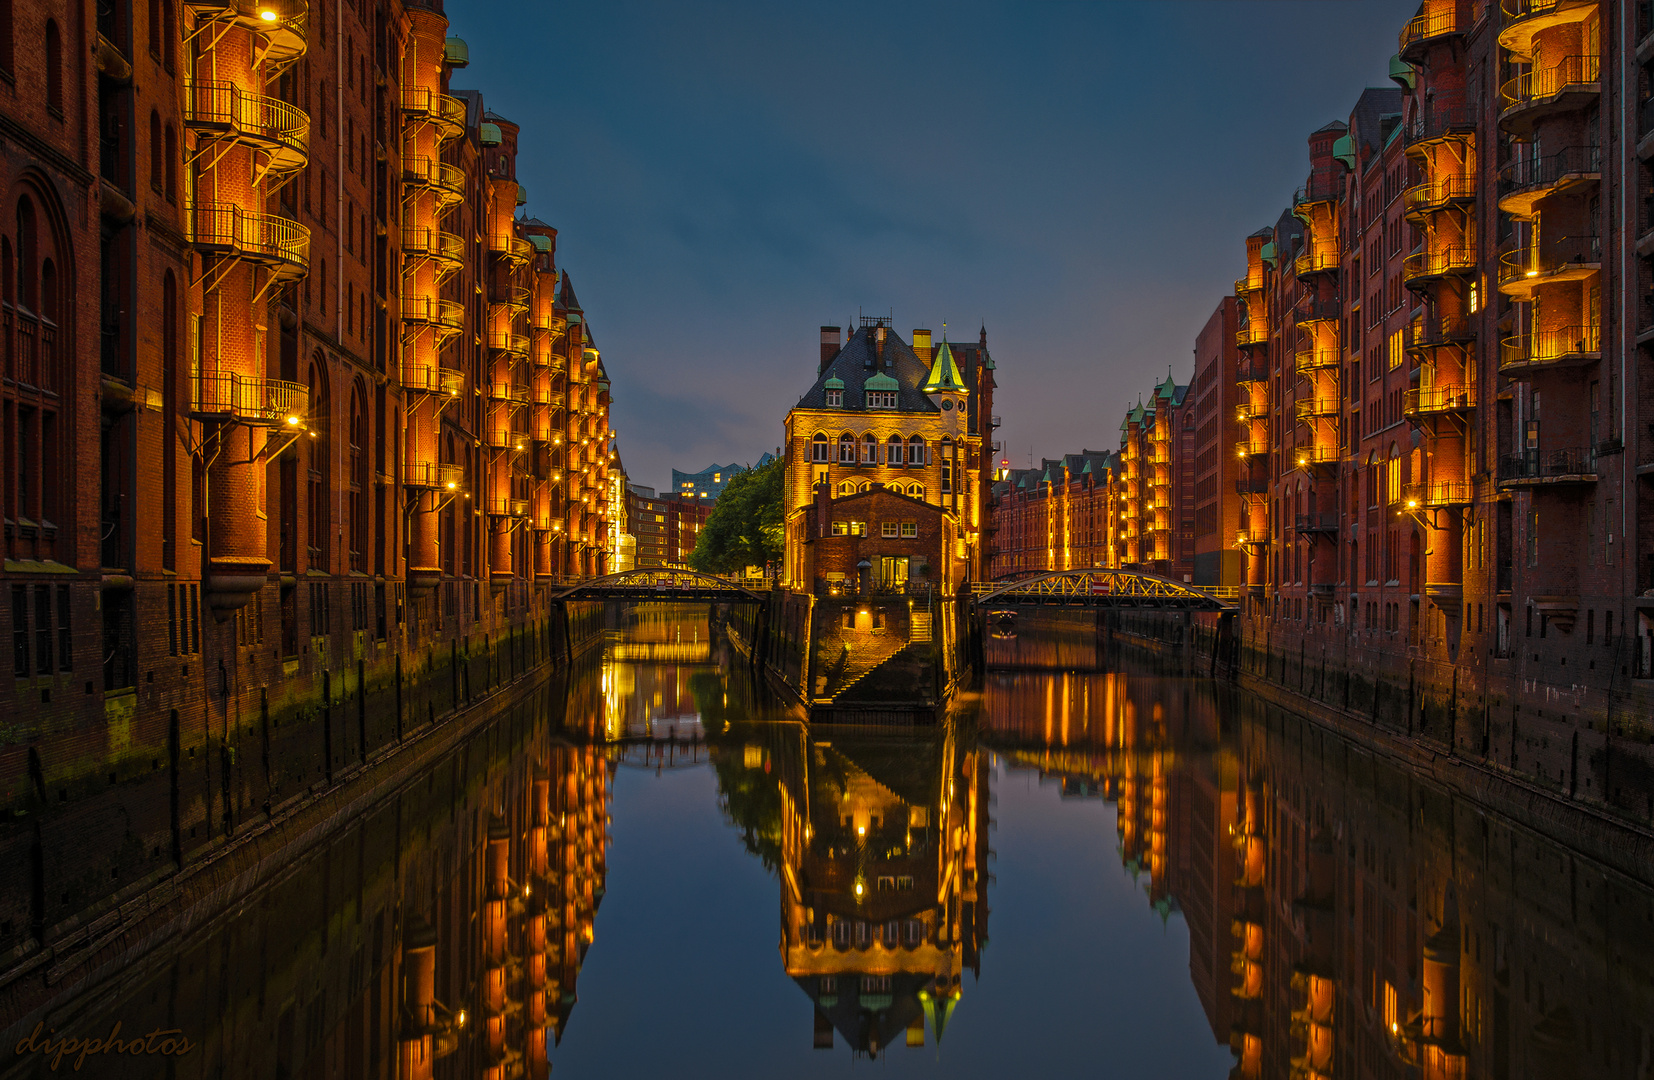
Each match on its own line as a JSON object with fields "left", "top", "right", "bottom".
{"left": 5, "top": 605, "right": 1652, "bottom": 1078}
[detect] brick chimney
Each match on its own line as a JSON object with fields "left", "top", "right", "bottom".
{"left": 912, "top": 329, "right": 932, "bottom": 363}
{"left": 820, "top": 326, "right": 841, "bottom": 372}
{"left": 875, "top": 324, "right": 887, "bottom": 365}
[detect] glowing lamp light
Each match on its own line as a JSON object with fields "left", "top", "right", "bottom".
{"left": 857, "top": 825, "right": 866, "bottom": 836}
{"left": 515, "top": 442, "right": 524, "bottom": 450}
{"left": 456, "top": 1010, "right": 468, "bottom": 1028}
{"left": 854, "top": 882, "right": 864, "bottom": 897}
{"left": 446, "top": 481, "right": 457, "bottom": 490}
{"left": 1407, "top": 499, "right": 1418, "bottom": 509}
{"left": 285, "top": 415, "right": 301, "bottom": 426}
{"left": 259, "top": 7, "right": 278, "bottom": 20}
{"left": 1525, "top": 269, "right": 1538, "bottom": 278}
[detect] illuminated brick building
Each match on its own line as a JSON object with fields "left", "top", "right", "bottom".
{"left": 0, "top": 0, "right": 616, "bottom": 959}
{"left": 987, "top": 450, "right": 1118, "bottom": 579}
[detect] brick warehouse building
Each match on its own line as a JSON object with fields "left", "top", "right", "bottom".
{"left": 0, "top": 0, "right": 617, "bottom": 966}
{"left": 988, "top": 0, "right": 1654, "bottom": 832}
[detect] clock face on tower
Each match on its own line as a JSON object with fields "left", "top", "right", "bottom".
{"left": 942, "top": 399, "right": 953, "bottom": 411}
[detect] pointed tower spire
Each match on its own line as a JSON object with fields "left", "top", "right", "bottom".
{"left": 921, "top": 325, "right": 966, "bottom": 393}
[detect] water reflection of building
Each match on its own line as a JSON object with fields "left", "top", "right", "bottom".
{"left": 982, "top": 663, "right": 1654, "bottom": 1080}
{"left": 599, "top": 604, "right": 714, "bottom": 739}
{"left": 714, "top": 721, "right": 989, "bottom": 1058}
{"left": 398, "top": 732, "right": 612, "bottom": 1080}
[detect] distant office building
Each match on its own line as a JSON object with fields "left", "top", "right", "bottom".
{"left": 673, "top": 463, "right": 744, "bottom": 501}
{"left": 628, "top": 485, "right": 714, "bottom": 566}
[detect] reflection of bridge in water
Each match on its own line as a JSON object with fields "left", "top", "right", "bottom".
{"left": 602, "top": 734, "right": 711, "bottom": 771}
{"left": 610, "top": 641, "right": 712, "bottom": 664}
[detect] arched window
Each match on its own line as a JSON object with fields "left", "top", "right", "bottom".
{"left": 162, "top": 271, "right": 177, "bottom": 570}
{"left": 348, "top": 382, "right": 367, "bottom": 571}
{"left": 161, "top": 0, "right": 175, "bottom": 68}
{"left": 164, "top": 124, "right": 177, "bottom": 202}
{"left": 886, "top": 435, "right": 903, "bottom": 465}
{"left": 860, "top": 433, "right": 877, "bottom": 464}
{"left": 17, "top": 195, "right": 37, "bottom": 310}
{"left": 837, "top": 433, "right": 855, "bottom": 464}
{"left": 45, "top": 20, "right": 61, "bottom": 112}
{"left": 907, "top": 435, "right": 924, "bottom": 465}
{"left": 1387, "top": 442, "right": 1401, "bottom": 505}
{"left": 837, "top": 480, "right": 855, "bottom": 496}
{"left": 307, "top": 358, "right": 330, "bottom": 570}
{"left": 148, "top": 0, "right": 161, "bottom": 57}
{"left": 149, "top": 112, "right": 163, "bottom": 192}
{"left": 857, "top": 482, "right": 870, "bottom": 493}
{"left": 811, "top": 432, "right": 829, "bottom": 463}
{"left": 908, "top": 484, "right": 925, "bottom": 500}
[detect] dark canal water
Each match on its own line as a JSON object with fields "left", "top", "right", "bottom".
{"left": 6, "top": 606, "right": 1653, "bottom": 1078}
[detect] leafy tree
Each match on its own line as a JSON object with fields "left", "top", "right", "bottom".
{"left": 688, "top": 457, "right": 783, "bottom": 574}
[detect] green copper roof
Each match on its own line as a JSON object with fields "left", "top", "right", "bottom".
{"left": 864, "top": 371, "right": 899, "bottom": 392}
{"left": 516, "top": 183, "right": 528, "bottom": 206}
{"left": 1129, "top": 403, "right": 1146, "bottom": 425}
{"left": 1388, "top": 55, "right": 1415, "bottom": 90}
{"left": 528, "top": 234, "right": 552, "bottom": 253}
{"left": 480, "top": 122, "right": 502, "bottom": 146}
{"left": 1156, "top": 374, "right": 1177, "bottom": 400}
{"left": 1081, "top": 460, "right": 1092, "bottom": 475}
{"left": 444, "top": 37, "right": 470, "bottom": 67}
{"left": 823, "top": 376, "right": 844, "bottom": 390}
{"left": 920, "top": 338, "right": 966, "bottom": 393}
{"left": 1332, "top": 134, "right": 1355, "bottom": 169}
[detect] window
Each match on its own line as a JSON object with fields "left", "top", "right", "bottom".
{"left": 149, "top": 112, "right": 163, "bottom": 192}
{"left": 348, "top": 383, "right": 368, "bottom": 571}
{"left": 860, "top": 433, "right": 877, "bottom": 464}
{"left": 832, "top": 520, "right": 849, "bottom": 536}
{"left": 941, "top": 461, "right": 952, "bottom": 492}
{"left": 45, "top": 20, "right": 61, "bottom": 113}
{"left": 837, "top": 433, "right": 855, "bottom": 464}
{"left": 307, "top": 359, "right": 330, "bottom": 570}
{"left": 901, "top": 522, "right": 917, "bottom": 538}
{"left": 0, "top": 0, "right": 13, "bottom": 72}
{"left": 836, "top": 481, "right": 855, "bottom": 496}
{"left": 866, "top": 390, "right": 897, "bottom": 408}
{"left": 882, "top": 521, "right": 898, "bottom": 538}
{"left": 164, "top": 125, "right": 178, "bottom": 202}
{"left": 908, "top": 484, "right": 925, "bottom": 500}
{"left": 811, "top": 433, "right": 829, "bottom": 462}
{"left": 825, "top": 388, "right": 843, "bottom": 407}
{"left": 907, "top": 435, "right": 925, "bottom": 464}
{"left": 886, "top": 435, "right": 903, "bottom": 465}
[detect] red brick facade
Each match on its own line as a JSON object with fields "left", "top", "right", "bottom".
{"left": 0, "top": 0, "right": 617, "bottom": 959}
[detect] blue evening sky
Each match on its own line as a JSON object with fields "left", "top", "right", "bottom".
{"left": 448, "top": 1, "right": 1418, "bottom": 490}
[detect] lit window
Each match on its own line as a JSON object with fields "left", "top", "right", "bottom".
{"left": 838, "top": 433, "right": 856, "bottom": 463}
{"left": 850, "top": 521, "right": 867, "bottom": 536}
{"left": 832, "top": 521, "right": 849, "bottom": 536}
{"left": 837, "top": 481, "right": 856, "bottom": 496}
{"left": 811, "top": 434, "right": 829, "bottom": 462}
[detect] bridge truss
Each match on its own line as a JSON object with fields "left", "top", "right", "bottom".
{"left": 549, "top": 568, "right": 767, "bottom": 603}
{"left": 973, "top": 569, "right": 1233, "bottom": 610}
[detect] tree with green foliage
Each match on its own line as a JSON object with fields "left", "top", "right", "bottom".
{"left": 687, "top": 457, "right": 784, "bottom": 575}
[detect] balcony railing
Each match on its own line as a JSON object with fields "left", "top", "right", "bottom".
{"left": 1402, "top": 247, "right": 1475, "bottom": 287}
{"left": 1293, "top": 348, "right": 1338, "bottom": 375}
{"left": 1236, "top": 527, "right": 1271, "bottom": 547}
{"left": 531, "top": 386, "right": 565, "bottom": 407}
{"left": 1404, "top": 103, "right": 1476, "bottom": 147}
{"left": 489, "top": 283, "right": 531, "bottom": 311}
{"left": 487, "top": 382, "right": 529, "bottom": 404}
{"left": 1403, "top": 385, "right": 1476, "bottom": 417}
{"left": 1402, "top": 480, "right": 1473, "bottom": 507}
{"left": 1293, "top": 397, "right": 1339, "bottom": 422}
{"left": 1403, "top": 174, "right": 1475, "bottom": 218}
{"left": 403, "top": 155, "right": 466, "bottom": 203}
{"left": 531, "top": 309, "right": 567, "bottom": 333}
{"left": 401, "top": 226, "right": 464, "bottom": 266}
{"left": 401, "top": 364, "right": 464, "bottom": 397}
{"left": 486, "top": 497, "right": 531, "bottom": 517}
{"left": 186, "top": 1, "right": 308, "bottom": 66}
{"left": 1497, "top": 235, "right": 1600, "bottom": 294}
{"left": 1235, "top": 477, "right": 1270, "bottom": 496}
{"left": 1236, "top": 362, "right": 1268, "bottom": 383}
{"left": 1399, "top": 6, "right": 1463, "bottom": 56}
{"left": 1294, "top": 513, "right": 1338, "bottom": 534}
{"left": 1237, "top": 436, "right": 1270, "bottom": 458}
{"left": 1500, "top": 55, "right": 1600, "bottom": 127}
{"left": 183, "top": 82, "right": 309, "bottom": 173}
{"left": 487, "top": 330, "right": 530, "bottom": 357}
{"left": 188, "top": 203, "right": 310, "bottom": 278}
{"left": 1292, "top": 299, "right": 1341, "bottom": 325}
{"left": 1498, "top": 447, "right": 1598, "bottom": 484}
{"left": 1496, "top": 145, "right": 1600, "bottom": 217}
{"left": 1499, "top": 324, "right": 1601, "bottom": 373}
{"left": 190, "top": 372, "right": 307, "bottom": 426}
{"left": 488, "top": 233, "right": 534, "bottom": 263}
{"left": 1236, "top": 400, "right": 1269, "bottom": 422}
{"left": 1409, "top": 312, "right": 1477, "bottom": 351}
{"left": 1293, "top": 174, "right": 1342, "bottom": 207}
{"left": 1236, "top": 320, "right": 1269, "bottom": 347}
{"left": 1234, "top": 274, "right": 1260, "bottom": 296}
{"left": 1293, "top": 249, "right": 1339, "bottom": 278}
{"left": 1500, "top": 0, "right": 1600, "bottom": 57}
{"left": 482, "top": 427, "right": 519, "bottom": 449}
{"left": 1291, "top": 445, "right": 1341, "bottom": 467}
{"left": 401, "top": 296, "right": 465, "bottom": 333}
{"left": 405, "top": 461, "right": 465, "bottom": 489}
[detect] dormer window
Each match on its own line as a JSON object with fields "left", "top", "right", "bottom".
{"left": 826, "top": 389, "right": 843, "bottom": 407}
{"left": 866, "top": 391, "right": 897, "bottom": 409}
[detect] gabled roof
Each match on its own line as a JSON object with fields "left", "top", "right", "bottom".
{"left": 795, "top": 326, "right": 940, "bottom": 415}
{"left": 556, "top": 271, "right": 583, "bottom": 312}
